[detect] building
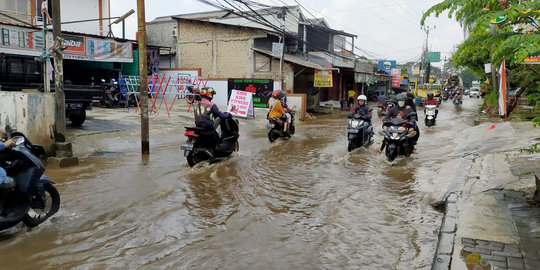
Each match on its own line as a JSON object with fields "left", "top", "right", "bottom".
{"left": 147, "top": 6, "right": 361, "bottom": 109}
{"left": 0, "top": 0, "right": 138, "bottom": 90}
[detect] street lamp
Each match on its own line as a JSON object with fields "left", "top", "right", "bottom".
{"left": 107, "top": 9, "right": 135, "bottom": 39}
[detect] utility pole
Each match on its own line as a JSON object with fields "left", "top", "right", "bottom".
{"left": 490, "top": 23, "right": 498, "bottom": 95}
{"left": 42, "top": 1, "right": 50, "bottom": 93}
{"left": 421, "top": 25, "right": 434, "bottom": 86}
{"left": 137, "top": 0, "right": 149, "bottom": 155}
{"left": 278, "top": 8, "right": 286, "bottom": 92}
{"left": 51, "top": 0, "right": 66, "bottom": 142}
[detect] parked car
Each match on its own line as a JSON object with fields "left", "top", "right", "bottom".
{"left": 469, "top": 87, "right": 481, "bottom": 98}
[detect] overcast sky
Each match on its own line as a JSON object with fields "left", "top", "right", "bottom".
{"left": 109, "top": 0, "right": 463, "bottom": 68}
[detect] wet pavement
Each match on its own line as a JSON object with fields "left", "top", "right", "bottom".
{"left": 0, "top": 97, "right": 537, "bottom": 269}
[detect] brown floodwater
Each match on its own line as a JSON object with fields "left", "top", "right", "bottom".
{"left": 0, "top": 98, "right": 484, "bottom": 269}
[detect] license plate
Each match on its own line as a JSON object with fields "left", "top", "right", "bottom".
{"left": 181, "top": 143, "right": 194, "bottom": 151}
{"left": 267, "top": 123, "right": 275, "bottom": 129}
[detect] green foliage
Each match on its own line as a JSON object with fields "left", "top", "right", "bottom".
{"left": 520, "top": 143, "right": 540, "bottom": 153}
{"left": 460, "top": 68, "right": 478, "bottom": 87}
{"left": 484, "top": 87, "right": 499, "bottom": 109}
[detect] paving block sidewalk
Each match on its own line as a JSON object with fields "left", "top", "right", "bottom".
{"left": 432, "top": 152, "right": 540, "bottom": 270}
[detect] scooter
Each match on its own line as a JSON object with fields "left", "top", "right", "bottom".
{"left": 347, "top": 113, "right": 373, "bottom": 152}
{"left": 181, "top": 117, "right": 240, "bottom": 167}
{"left": 0, "top": 126, "right": 60, "bottom": 231}
{"left": 383, "top": 117, "right": 417, "bottom": 162}
{"left": 267, "top": 112, "right": 296, "bottom": 142}
{"left": 453, "top": 97, "right": 462, "bottom": 108}
{"left": 424, "top": 105, "right": 437, "bottom": 127}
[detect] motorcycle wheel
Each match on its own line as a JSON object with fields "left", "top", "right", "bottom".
{"left": 347, "top": 139, "right": 355, "bottom": 152}
{"left": 187, "top": 147, "right": 214, "bottom": 167}
{"left": 289, "top": 124, "right": 295, "bottom": 135}
{"left": 386, "top": 144, "right": 398, "bottom": 162}
{"left": 22, "top": 184, "right": 60, "bottom": 227}
{"left": 268, "top": 129, "right": 280, "bottom": 142}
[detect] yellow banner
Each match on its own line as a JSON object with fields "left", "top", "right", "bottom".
{"left": 314, "top": 70, "right": 333, "bottom": 87}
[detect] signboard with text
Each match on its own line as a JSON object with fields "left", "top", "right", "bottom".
{"left": 425, "top": 52, "right": 441, "bottom": 63}
{"left": 378, "top": 60, "right": 397, "bottom": 74}
{"left": 391, "top": 68, "right": 401, "bottom": 87}
{"left": 314, "top": 70, "right": 333, "bottom": 87}
{"left": 227, "top": 78, "right": 273, "bottom": 108}
{"left": 0, "top": 24, "right": 132, "bottom": 63}
{"left": 227, "top": 90, "right": 254, "bottom": 117}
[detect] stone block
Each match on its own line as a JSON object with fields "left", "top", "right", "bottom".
{"left": 476, "top": 241, "right": 504, "bottom": 252}
{"left": 492, "top": 251, "right": 522, "bottom": 258}
{"left": 480, "top": 254, "right": 507, "bottom": 262}
{"left": 462, "top": 237, "right": 476, "bottom": 246}
{"left": 432, "top": 255, "right": 451, "bottom": 270}
{"left": 441, "top": 217, "right": 457, "bottom": 233}
{"left": 503, "top": 244, "right": 520, "bottom": 254}
{"left": 488, "top": 259, "right": 507, "bottom": 268}
{"left": 446, "top": 203, "right": 458, "bottom": 218}
{"left": 463, "top": 246, "right": 492, "bottom": 255}
{"left": 447, "top": 193, "right": 458, "bottom": 203}
{"left": 47, "top": 156, "right": 79, "bottom": 168}
{"left": 507, "top": 257, "right": 525, "bottom": 269}
{"left": 438, "top": 233, "right": 455, "bottom": 255}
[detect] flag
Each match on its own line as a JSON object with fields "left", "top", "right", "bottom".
{"left": 498, "top": 60, "right": 507, "bottom": 118}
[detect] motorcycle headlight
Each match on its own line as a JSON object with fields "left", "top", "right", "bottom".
{"left": 351, "top": 120, "right": 361, "bottom": 128}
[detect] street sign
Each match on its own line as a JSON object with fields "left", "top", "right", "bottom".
{"left": 425, "top": 52, "right": 441, "bottom": 63}
{"left": 272, "top": 42, "right": 283, "bottom": 58}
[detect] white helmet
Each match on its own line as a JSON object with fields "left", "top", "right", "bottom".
{"left": 357, "top": 95, "right": 367, "bottom": 101}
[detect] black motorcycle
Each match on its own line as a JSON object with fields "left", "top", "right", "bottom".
{"left": 383, "top": 118, "right": 417, "bottom": 161}
{"left": 0, "top": 126, "right": 60, "bottom": 231}
{"left": 181, "top": 118, "right": 240, "bottom": 167}
{"left": 267, "top": 112, "right": 295, "bottom": 142}
{"left": 347, "top": 113, "right": 373, "bottom": 151}
{"left": 453, "top": 97, "right": 462, "bottom": 108}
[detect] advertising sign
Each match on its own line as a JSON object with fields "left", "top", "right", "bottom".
{"left": 0, "top": 24, "right": 132, "bottom": 63}
{"left": 314, "top": 70, "right": 333, "bottom": 87}
{"left": 391, "top": 68, "right": 401, "bottom": 87}
{"left": 378, "top": 60, "right": 397, "bottom": 74}
{"left": 228, "top": 78, "right": 274, "bottom": 108}
{"left": 524, "top": 56, "right": 540, "bottom": 64}
{"left": 272, "top": 42, "right": 283, "bottom": 58}
{"left": 227, "top": 90, "right": 254, "bottom": 117}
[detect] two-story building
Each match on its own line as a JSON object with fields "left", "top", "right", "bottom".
{"left": 147, "top": 6, "right": 361, "bottom": 109}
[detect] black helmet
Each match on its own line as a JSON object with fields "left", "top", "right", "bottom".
{"left": 396, "top": 93, "right": 407, "bottom": 101}
{"left": 407, "top": 93, "right": 415, "bottom": 100}
{"left": 427, "top": 92, "right": 434, "bottom": 99}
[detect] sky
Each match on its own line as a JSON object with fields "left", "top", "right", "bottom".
{"left": 109, "top": 0, "right": 464, "bottom": 68}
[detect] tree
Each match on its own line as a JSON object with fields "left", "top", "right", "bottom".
{"left": 422, "top": 0, "right": 540, "bottom": 115}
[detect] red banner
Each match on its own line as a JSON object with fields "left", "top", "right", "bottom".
{"left": 391, "top": 68, "right": 401, "bottom": 87}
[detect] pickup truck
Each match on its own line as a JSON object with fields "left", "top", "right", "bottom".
{"left": 47, "top": 85, "right": 104, "bottom": 126}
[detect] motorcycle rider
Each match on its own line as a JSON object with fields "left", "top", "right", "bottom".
{"left": 376, "top": 110, "right": 415, "bottom": 154}
{"left": 350, "top": 95, "right": 373, "bottom": 124}
{"left": 406, "top": 92, "right": 417, "bottom": 113}
{"left": 423, "top": 92, "right": 439, "bottom": 118}
{"left": 383, "top": 93, "right": 419, "bottom": 151}
{"left": 268, "top": 90, "right": 290, "bottom": 135}
{"left": 0, "top": 130, "right": 15, "bottom": 188}
{"left": 194, "top": 87, "right": 231, "bottom": 130}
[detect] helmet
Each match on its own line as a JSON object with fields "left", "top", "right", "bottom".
{"left": 200, "top": 87, "right": 216, "bottom": 100}
{"left": 272, "top": 90, "right": 282, "bottom": 98}
{"left": 357, "top": 94, "right": 367, "bottom": 101}
{"left": 427, "top": 92, "right": 434, "bottom": 99}
{"left": 407, "top": 93, "right": 415, "bottom": 100}
{"left": 396, "top": 93, "right": 407, "bottom": 101}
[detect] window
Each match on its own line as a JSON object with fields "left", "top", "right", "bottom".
{"left": 2, "top": 29, "right": 9, "bottom": 46}
{"left": 35, "top": 0, "right": 53, "bottom": 22}
{"left": 27, "top": 59, "right": 40, "bottom": 74}
{"left": 18, "top": 31, "right": 25, "bottom": 47}
{"left": 0, "top": 0, "right": 28, "bottom": 14}
{"left": 9, "top": 58, "right": 24, "bottom": 74}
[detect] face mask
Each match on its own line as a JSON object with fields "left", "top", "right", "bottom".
{"left": 398, "top": 101, "right": 405, "bottom": 107}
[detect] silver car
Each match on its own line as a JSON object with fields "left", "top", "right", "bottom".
{"left": 469, "top": 87, "right": 481, "bottom": 98}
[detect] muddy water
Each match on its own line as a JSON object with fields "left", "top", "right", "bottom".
{"left": 0, "top": 98, "right": 483, "bottom": 269}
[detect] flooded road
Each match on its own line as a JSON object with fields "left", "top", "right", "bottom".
{"left": 0, "top": 98, "right": 485, "bottom": 269}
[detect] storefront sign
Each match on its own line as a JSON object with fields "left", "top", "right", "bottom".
{"left": 228, "top": 78, "right": 274, "bottom": 108}
{"left": 523, "top": 56, "right": 540, "bottom": 64}
{"left": 378, "top": 60, "right": 396, "bottom": 74}
{"left": 314, "top": 70, "right": 333, "bottom": 87}
{"left": 0, "top": 24, "right": 132, "bottom": 63}
{"left": 227, "top": 90, "right": 254, "bottom": 117}
{"left": 391, "top": 68, "right": 401, "bottom": 87}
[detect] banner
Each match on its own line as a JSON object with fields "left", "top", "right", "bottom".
{"left": 498, "top": 61, "right": 507, "bottom": 118}
{"left": 523, "top": 56, "right": 540, "bottom": 64}
{"left": 314, "top": 70, "right": 333, "bottom": 87}
{"left": 0, "top": 24, "right": 132, "bottom": 63}
{"left": 391, "top": 68, "right": 401, "bottom": 87}
{"left": 227, "top": 78, "right": 273, "bottom": 108}
{"left": 378, "top": 60, "right": 396, "bottom": 74}
{"left": 227, "top": 90, "right": 254, "bottom": 117}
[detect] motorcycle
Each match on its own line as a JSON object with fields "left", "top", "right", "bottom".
{"left": 181, "top": 117, "right": 240, "bottom": 167}
{"left": 453, "top": 97, "right": 463, "bottom": 108}
{"left": 424, "top": 105, "right": 437, "bottom": 127}
{"left": 383, "top": 117, "right": 417, "bottom": 162}
{"left": 377, "top": 100, "right": 395, "bottom": 118}
{"left": 267, "top": 112, "right": 296, "bottom": 142}
{"left": 347, "top": 113, "right": 373, "bottom": 152}
{"left": 0, "top": 126, "right": 60, "bottom": 231}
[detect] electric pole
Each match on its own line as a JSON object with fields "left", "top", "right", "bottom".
{"left": 421, "top": 24, "right": 435, "bottom": 85}
{"left": 278, "top": 8, "right": 286, "bottom": 92}
{"left": 42, "top": 1, "right": 50, "bottom": 93}
{"left": 137, "top": 0, "right": 149, "bottom": 155}
{"left": 51, "top": 0, "right": 66, "bottom": 142}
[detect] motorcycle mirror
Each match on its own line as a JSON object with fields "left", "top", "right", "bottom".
{"left": 101, "top": 79, "right": 106, "bottom": 83}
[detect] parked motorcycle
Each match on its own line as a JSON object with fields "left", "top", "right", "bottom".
{"left": 347, "top": 113, "right": 373, "bottom": 151}
{"left": 0, "top": 126, "right": 60, "bottom": 231}
{"left": 181, "top": 118, "right": 240, "bottom": 167}
{"left": 267, "top": 112, "right": 296, "bottom": 142}
{"left": 424, "top": 105, "right": 437, "bottom": 127}
{"left": 383, "top": 117, "right": 417, "bottom": 162}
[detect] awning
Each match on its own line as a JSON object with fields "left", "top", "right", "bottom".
{"left": 253, "top": 48, "right": 339, "bottom": 71}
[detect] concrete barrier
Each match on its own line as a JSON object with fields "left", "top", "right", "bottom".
{"left": 0, "top": 91, "right": 56, "bottom": 152}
